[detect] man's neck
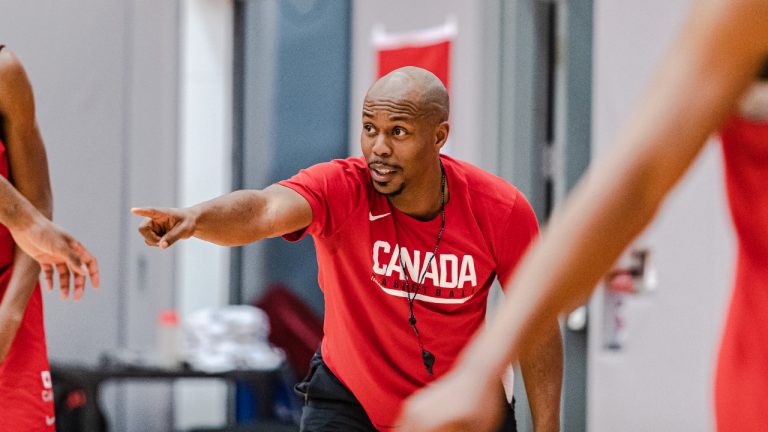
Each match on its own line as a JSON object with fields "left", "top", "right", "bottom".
{"left": 387, "top": 163, "right": 448, "bottom": 221}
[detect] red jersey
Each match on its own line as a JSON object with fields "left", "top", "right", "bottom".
{"left": 279, "top": 155, "right": 538, "bottom": 429}
{"left": 716, "top": 116, "right": 768, "bottom": 431}
{"left": 0, "top": 138, "right": 56, "bottom": 431}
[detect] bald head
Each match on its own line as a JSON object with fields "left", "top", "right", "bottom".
{"left": 365, "top": 66, "right": 449, "bottom": 124}
{"left": 360, "top": 67, "right": 451, "bottom": 203}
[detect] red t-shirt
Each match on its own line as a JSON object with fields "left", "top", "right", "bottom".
{"left": 279, "top": 155, "right": 538, "bottom": 429}
{"left": 0, "top": 138, "right": 55, "bottom": 431}
{"left": 715, "top": 116, "right": 768, "bottom": 431}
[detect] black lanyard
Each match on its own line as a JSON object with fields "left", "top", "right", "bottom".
{"left": 393, "top": 161, "right": 446, "bottom": 375}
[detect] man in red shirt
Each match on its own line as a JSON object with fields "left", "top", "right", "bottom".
{"left": 134, "top": 66, "right": 562, "bottom": 431}
{"left": 0, "top": 46, "right": 100, "bottom": 432}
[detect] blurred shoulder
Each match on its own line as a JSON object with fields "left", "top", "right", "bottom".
{"left": 0, "top": 47, "right": 33, "bottom": 108}
{"left": 0, "top": 47, "right": 26, "bottom": 83}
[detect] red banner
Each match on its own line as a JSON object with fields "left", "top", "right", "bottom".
{"left": 373, "top": 19, "right": 456, "bottom": 90}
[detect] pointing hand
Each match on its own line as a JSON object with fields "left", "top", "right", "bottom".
{"left": 131, "top": 207, "right": 196, "bottom": 249}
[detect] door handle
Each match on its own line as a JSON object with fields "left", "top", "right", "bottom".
{"left": 603, "top": 248, "right": 656, "bottom": 350}
{"left": 606, "top": 248, "right": 657, "bottom": 295}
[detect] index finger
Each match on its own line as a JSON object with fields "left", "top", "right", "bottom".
{"left": 131, "top": 207, "right": 169, "bottom": 219}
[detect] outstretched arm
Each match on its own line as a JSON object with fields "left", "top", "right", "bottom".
{"left": 133, "top": 184, "right": 312, "bottom": 248}
{"left": 399, "top": 0, "right": 768, "bottom": 430}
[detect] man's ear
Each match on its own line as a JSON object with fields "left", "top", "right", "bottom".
{"left": 435, "top": 121, "right": 450, "bottom": 150}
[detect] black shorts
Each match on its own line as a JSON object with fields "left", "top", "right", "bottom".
{"left": 295, "top": 350, "right": 517, "bottom": 432}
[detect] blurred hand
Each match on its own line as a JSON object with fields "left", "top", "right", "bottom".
{"left": 132, "top": 207, "right": 196, "bottom": 249}
{"left": 397, "top": 368, "right": 505, "bottom": 432}
{"left": 11, "top": 215, "right": 100, "bottom": 300}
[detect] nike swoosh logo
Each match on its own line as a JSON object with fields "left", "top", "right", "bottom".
{"left": 369, "top": 212, "right": 391, "bottom": 221}
{"left": 45, "top": 416, "right": 56, "bottom": 426}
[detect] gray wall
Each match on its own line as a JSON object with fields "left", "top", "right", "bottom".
{"left": 0, "top": 1, "right": 179, "bottom": 430}
{"left": 235, "top": 0, "right": 351, "bottom": 313}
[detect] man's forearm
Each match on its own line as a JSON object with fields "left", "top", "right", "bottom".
{"left": 521, "top": 319, "right": 563, "bottom": 432}
{"left": 190, "top": 189, "right": 271, "bottom": 246}
{"left": 136, "top": 184, "right": 311, "bottom": 249}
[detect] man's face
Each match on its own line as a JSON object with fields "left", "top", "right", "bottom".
{"left": 360, "top": 91, "right": 441, "bottom": 197}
